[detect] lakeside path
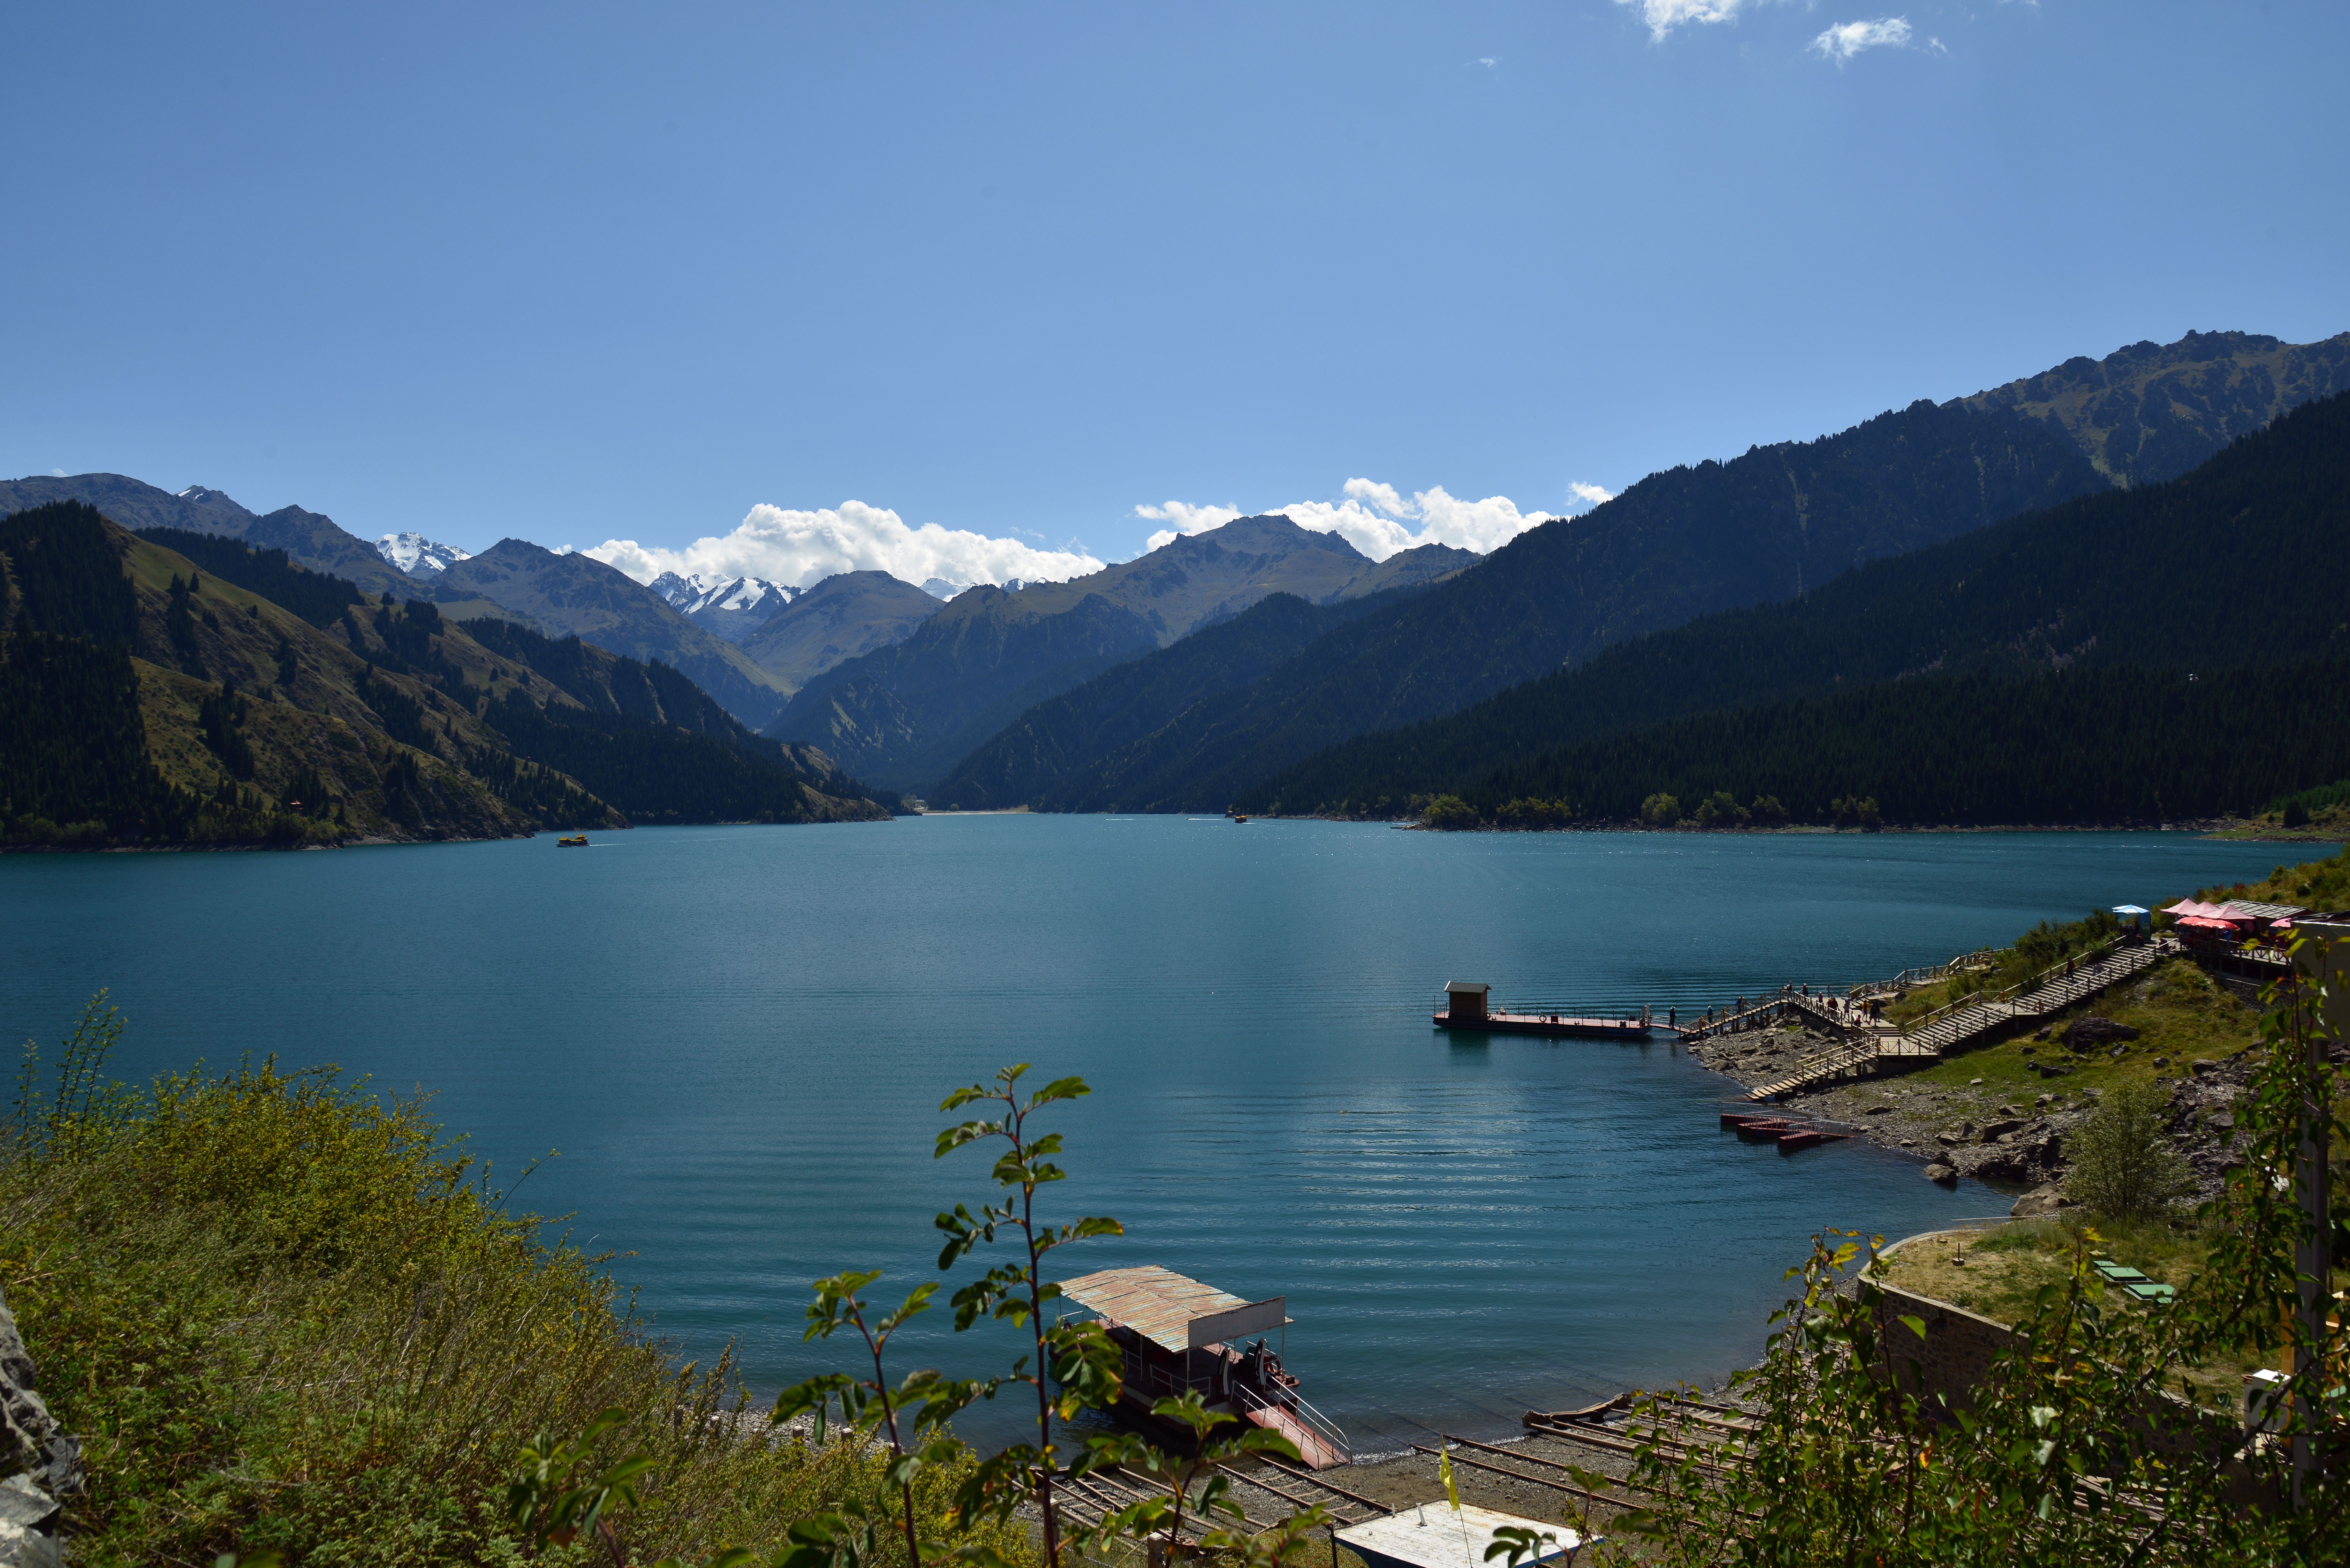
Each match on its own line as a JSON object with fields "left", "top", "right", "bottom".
{"left": 1682, "top": 984, "right": 2256, "bottom": 1207}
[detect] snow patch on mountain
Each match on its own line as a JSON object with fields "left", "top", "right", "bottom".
{"left": 650, "top": 572, "right": 802, "bottom": 643}
{"left": 377, "top": 532, "right": 473, "bottom": 577}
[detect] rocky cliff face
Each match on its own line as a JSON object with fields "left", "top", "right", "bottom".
{"left": 0, "top": 1285, "right": 79, "bottom": 1568}
{"left": 1956, "top": 328, "right": 2350, "bottom": 487}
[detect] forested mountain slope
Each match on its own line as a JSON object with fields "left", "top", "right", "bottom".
{"left": 973, "top": 328, "right": 2344, "bottom": 814}
{"left": 931, "top": 590, "right": 1406, "bottom": 810}
{"left": 989, "top": 399, "right": 2102, "bottom": 812}
{"left": 0, "top": 472, "right": 469, "bottom": 603}
{"left": 1245, "top": 388, "right": 2350, "bottom": 816}
{"left": 0, "top": 503, "right": 889, "bottom": 847}
{"left": 435, "top": 540, "right": 794, "bottom": 730}
{"left": 1460, "top": 660, "right": 2350, "bottom": 829}
{"left": 767, "top": 515, "right": 1470, "bottom": 790}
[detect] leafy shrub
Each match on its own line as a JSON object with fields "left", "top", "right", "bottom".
{"left": 1421, "top": 794, "right": 1479, "bottom": 829}
{"left": 2064, "top": 1079, "right": 2196, "bottom": 1218}
{"left": 1640, "top": 791, "right": 1680, "bottom": 826}
{"left": 1829, "top": 793, "right": 1881, "bottom": 829}
{"left": 1691, "top": 790, "right": 1748, "bottom": 828}
{"left": 1495, "top": 797, "right": 1572, "bottom": 829}
{"left": 1, "top": 996, "right": 1033, "bottom": 1567}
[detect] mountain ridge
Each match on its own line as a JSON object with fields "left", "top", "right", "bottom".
{"left": 1244, "top": 387, "right": 2350, "bottom": 817}
{"left": 434, "top": 540, "right": 794, "bottom": 729}
{"left": 964, "top": 328, "right": 2346, "bottom": 813}
{"left": 763, "top": 514, "right": 1475, "bottom": 789}
{"left": 0, "top": 502, "right": 891, "bottom": 846}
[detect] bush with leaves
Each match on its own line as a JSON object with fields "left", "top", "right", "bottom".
{"left": 3, "top": 994, "right": 1030, "bottom": 1567}
{"left": 1421, "top": 795, "right": 1480, "bottom": 830}
{"left": 1601, "top": 942, "right": 2345, "bottom": 1565}
{"left": 2063, "top": 1079, "right": 2197, "bottom": 1220}
{"left": 765, "top": 1066, "right": 1329, "bottom": 1568}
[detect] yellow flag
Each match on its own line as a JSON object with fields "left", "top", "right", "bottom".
{"left": 1439, "top": 1449, "right": 1460, "bottom": 1513}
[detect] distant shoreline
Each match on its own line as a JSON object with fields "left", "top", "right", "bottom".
{"left": 1272, "top": 814, "right": 2342, "bottom": 842}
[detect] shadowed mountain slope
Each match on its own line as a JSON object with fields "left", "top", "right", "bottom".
{"left": 1246, "top": 388, "right": 2350, "bottom": 818}
{"left": 1956, "top": 328, "right": 2350, "bottom": 486}
{"left": 765, "top": 516, "right": 1471, "bottom": 790}
{"left": 976, "top": 398, "right": 2104, "bottom": 812}
{"left": 931, "top": 589, "right": 1408, "bottom": 811}
{"left": 0, "top": 502, "right": 890, "bottom": 846}
{"left": 0, "top": 472, "right": 526, "bottom": 613}
{"left": 435, "top": 540, "right": 793, "bottom": 729}
{"left": 738, "top": 569, "right": 945, "bottom": 693}
{"left": 991, "top": 328, "right": 2346, "bottom": 814}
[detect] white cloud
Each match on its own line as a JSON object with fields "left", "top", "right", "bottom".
{"left": 1342, "top": 479, "right": 1412, "bottom": 518}
{"left": 586, "top": 501, "right": 1105, "bottom": 593}
{"left": 1617, "top": 0, "right": 1759, "bottom": 41}
{"left": 49, "top": 467, "right": 65, "bottom": 477}
{"left": 1809, "top": 17, "right": 1916, "bottom": 62}
{"left": 1134, "top": 477, "right": 1616, "bottom": 561}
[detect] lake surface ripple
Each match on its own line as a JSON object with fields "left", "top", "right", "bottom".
{"left": 0, "top": 820, "right": 2293, "bottom": 1451}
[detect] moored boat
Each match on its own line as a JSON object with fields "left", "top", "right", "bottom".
{"left": 1055, "top": 1264, "right": 1351, "bottom": 1467}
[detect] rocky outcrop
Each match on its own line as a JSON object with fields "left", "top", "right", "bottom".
{"left": 2010, "top": 1183, "right": 2079, "bottom": 1218}
{"left": 0, "top": 1285, "right": 78, "bottom": 1568}
{"left": 2060, "top": 1016, "right": 2139, "bottom": 1049}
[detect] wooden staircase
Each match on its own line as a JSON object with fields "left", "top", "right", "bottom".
{"left": 1743, "top": 937, "right": 2175, "bottom": 1101}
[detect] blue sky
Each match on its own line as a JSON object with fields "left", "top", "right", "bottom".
{"left": 5, "top": 2, "right": 2343, "bottom": 586}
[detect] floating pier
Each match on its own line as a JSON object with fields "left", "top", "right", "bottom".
{"left": 1433, "top": 982, "right": 1656, "bottom": 1039}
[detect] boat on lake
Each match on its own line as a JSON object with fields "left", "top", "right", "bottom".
{"left": 557, "top": 835, "right": 588, "bottom": 847}
{"left": 1055, "top": 1264, "right": 1351, "bottom": 1467}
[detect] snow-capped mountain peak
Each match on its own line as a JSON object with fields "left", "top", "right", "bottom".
{"left": 376, "top": 532, "right": 473, "bottom": 578}
{"left": 645, "top": 573, "right": 802, "bottom": 642}
{"left": 687, "top": 575, "right": 797, "bottom": 616}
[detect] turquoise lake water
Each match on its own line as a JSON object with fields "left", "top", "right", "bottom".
{"left": 0, "top": 819, "right": 2298, "bottom": 1452}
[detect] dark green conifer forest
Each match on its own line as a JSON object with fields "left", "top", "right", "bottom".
{"left": 2, "top": 501, "right": 893, "bottom": 846}
{"left": 1426, "top": 660, "right": 2350, "bottom": 829}
{"left": 1241, "top": 391, "right": 2350, "bottom": 825}
{"left": 134, "top": 525, "right": 365, "bottom": 627}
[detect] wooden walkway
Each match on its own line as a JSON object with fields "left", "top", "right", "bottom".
{"left": 1740, "top": 936, "right": 2177, "bottom": 1101}
{"left": 1434, "top": 1010, "right": 1654, "bottom": 1038}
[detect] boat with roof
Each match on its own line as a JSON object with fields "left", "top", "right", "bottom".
{"left": 1054, "top": 1263, "right": 1351, "bottom": 1468}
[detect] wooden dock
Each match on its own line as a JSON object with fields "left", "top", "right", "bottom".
{"left": 1433, "top": 1009, "right": 1654, "bottom": 1039}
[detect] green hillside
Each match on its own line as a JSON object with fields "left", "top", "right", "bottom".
{"left": 930, "top": 590, "right": 1402, "bottom": 810}
{"left": 1401, "top": 660, "right": 2350, "bottom": 829}
{"left": 766, "top": 514, "right": 1473, "bottom": 791}
{"left": 1244, "top": 387, "right": 2350, "bottom": 817}
{"left": 0, "top": 502, "right": 892, "bottom": 847}
{"left": 951, "top": 397, "right": 2105, "bottom": 812}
